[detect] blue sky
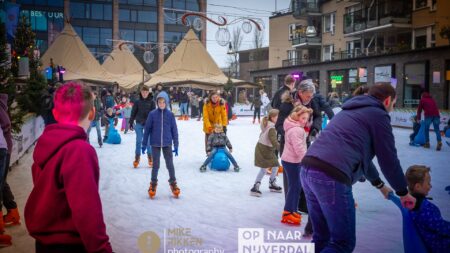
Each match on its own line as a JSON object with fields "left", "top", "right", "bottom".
{"left": 205, "top": 0, "right": 291, "bottom": 68}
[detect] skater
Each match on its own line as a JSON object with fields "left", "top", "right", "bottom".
{"left": 197, "top": 96, "right": 204, "bottom": 121}
{"left": 190, "top": 94, "right": 199, "bottom": 119}
{"left": 104, "top": 108, "right": 121, "bottom": 145}
{"left": 87, "top": 92, "right": 103, "bottom": 147}
{"left": 142, "top": 94, "right": 180, "bottom": 199}
{"left": 271, "top": 75, "right": 295, "bottom": 110}
{"left": 409, "top": 114, "right": 421, "bottom": 146}
{"left": 203, "top": 92, "right": 228, "bottom": 153}
{"left": 119, "top": 97, "right": 132, "bottom": 134}
{"left": 129, "top": 86, "right": 155, "bottom": 168}
{"left": 0, "top": 93, "right": 13, "bottom": 247}
{"left": 300, "top": 83, "right": 415, "bottom": 252}
{"left": 178, "top": 89, "right": 189, "bottom": 120}
{"left": 416, "top": 92, "right": 442, "bottom": 150}
{"left": 25, "top": 82, "right": 113, "bottom": 253}
{"left": 250, "top": 109, "right": 282, "bottom": 197}
{"left": 251, "top": 94, "right": 262, "bottom": 124}
{"left": 403, "top": 165, "right": 450, "bottom": 252}
{"left": 280, "top": 105, "right": 312, "bottom": 225}
{"left": 261, "top": 91, "right": 270, "bottom": 116}
{"left": 199, "top": 124, "right": 240, "bottom": 172}
{"left": 102, "top": 90, "right": 115, "bottom": 141}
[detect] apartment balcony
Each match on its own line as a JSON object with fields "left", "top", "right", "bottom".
{"left": 282, "top": 57, "right": 320, "bottom": 67}
{"left": 332, "top": 45, "right": 412, "bottom": 61}
{"left": 343, "top": 0, "right": 412, "bottom": 36}
{"left": 292, "top": 36, "right": 322, "bottom": 48}
{"left": 292, "top": 0, "right": 321, "bottom": 19}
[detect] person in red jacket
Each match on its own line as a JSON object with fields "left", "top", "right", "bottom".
{"left": 416, "top": 92, "right": 442, "bottom": 150}
{"left": 25, "top": 82, "right": 113, "bottom": 253}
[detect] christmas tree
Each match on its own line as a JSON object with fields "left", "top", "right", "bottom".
{"left": 0, "top": 22, "right": 25, "bottom": 133}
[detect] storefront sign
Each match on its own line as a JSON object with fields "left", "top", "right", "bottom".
{"left": 330, "top": 75, "right": 343, "bottom": 84}
{"left": 375, "top": 65, "right": 392, "bottom": 83}
{"left": 433, "top": 71, "right": 440, "bottom": 84}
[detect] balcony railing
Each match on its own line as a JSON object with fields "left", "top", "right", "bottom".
{"left": 292, "top": 36, "right": 322, "bottom": 47}
{"left": 344, "top": 0, "right": 412, "bottom": 34}
{"left": 282, "top": 58, "right": 320, "bottom": 67}
{"left": 292, "top": 0, "right": 320, "bottom": 18}
{"left": 332, "top": 45, "right": 412, "bottom": 61}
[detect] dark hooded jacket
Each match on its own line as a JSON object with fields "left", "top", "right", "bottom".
{"left": 130, "top": 92, "right": 155, "bottom": 126}
{"left": 416, "top": 92, "right": 440, "bottom": 120}
{"left": 302, "top": 95, "right": 408, "bottom": 196}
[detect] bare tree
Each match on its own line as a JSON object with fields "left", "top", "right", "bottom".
{"left": 253, "top": 29, "right": 264, "bottom": 69}
{"left": 228, "top": 27, "right": 243, "bottom": 78}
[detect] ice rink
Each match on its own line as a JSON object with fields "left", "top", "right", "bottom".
{"left": 3, "top": 117, "right": 450, "bottom": 253}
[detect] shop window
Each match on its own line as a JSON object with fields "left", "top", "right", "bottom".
{"left": 404, "top": 62, "right": 427, "bottom": 107}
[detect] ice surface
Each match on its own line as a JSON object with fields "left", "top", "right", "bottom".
{"left": 2, "top": 117, "right": 450, "bottom": 253}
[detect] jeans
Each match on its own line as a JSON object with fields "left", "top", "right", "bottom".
{"left": 180, "top": 103, "right": 188, "bottom": 115}
{"left": 301, "top": 166, "right": 356, "bottom": 253}
{"left": 253, "top": 107, "right": 261, "bottom": 121}
{"left": 1, "top": 153, "right": 16, "bottom": 209}
{"left": 202, "top": 148, "right": 238, "bottom": 167}
{"left": 151, "top": 146, "right": 176, "bottom": 183}
{"left": 135, "top": 123, "right": 151, "bottom": 157}
{"left": 0, "top": 149, "right": 7, "bottom": 207}
{"left": 87, "top": 120, "right": 102, "bottom": 146}
{"left": 424, "top": 116, "right": 442, "bottom": 143}
{"left": 282, "top": 161, "right": 302, "bottom": 212}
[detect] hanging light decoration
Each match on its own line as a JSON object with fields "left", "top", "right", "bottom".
{"left": 127, "top": 44, "right": 135, "bottom": 53}
{"left": 163, "top": 45, "right": 170, "bottom": 55}
{"left": 193, "top": 17, "right": 204, "bottom": 31}
{"left": 143, "top": 51, "right": 155, "bottom": 64}
{"left": 241, "top": 20, "right": 252, "bottom": 34}
{"left": 215, "top": 27, "right": 231, "bottom": 47}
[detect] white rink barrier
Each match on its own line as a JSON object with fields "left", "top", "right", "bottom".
{"left": 390, "top": 109, "right": 449, "bottom": 130}
{"left": 10, "top": 114, "right": 45, "bottom": 165}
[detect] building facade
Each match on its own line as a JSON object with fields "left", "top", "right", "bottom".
{"left": 14, "top": 0, "right": 207, "bottom": 73}
{"left": 251, "top": 0, "right": 450, "bottom": 109}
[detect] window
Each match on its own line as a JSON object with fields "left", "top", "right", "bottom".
{"left": 186, "top": 0, "right": 199, "bottom": 11}
{"left": 431, "top": 0, "right": 437, "bottom": 10}
{"left": 120, "top": 29, "right": 134, "bottom": 41}
{"left": 164, "top": 0, "right": 173, "bottom": 8}
{"left": 143, "top": 0, "right": 157, "bottom": 6}
{"left": 138, "top": 11, "right": 157, "bottom": 23}
{"left": 148, "top": 31, "right": 157, "bottom": 42}
{"left": 104, "top": 5, "right": 112, "bottom": 20}
{"left": 323, "top": 45, "right": 334, "bottom": 61}
{"left": 100, "top": 28, "right": 112, "bottom": 46}
{"left": 430, "top": 26, "right": 435, "bottom": 47}
{"left": 165, "top": 32, "right": 182, "bottom": 43}
{"left": 135, "top": 30, "right": 147, "bottom": 42}
{"left": 128, "top": 0, "right": 142, "bottom": 5}
{"left": 83, "top": 27, "right": 100, "bottom": 45}
{"left": 414, "top": 28, "right": 427, "bottom": 49}
{"left": 173, "top": 0, "right": 185, "bottom": 9}
{"left": 323, "top": 12, "right": 335, "bottom": 34}
{"left": 73, "top": 26, "right": 83, "bottom": 37}
{"left": 164, "top": 11, "right": 177, "bottom": 24}
{"left": 91, "top": 4, "right": 103, "bottom": 20}
{"left": 130, "top": 10, "right": 137, "bottom": 22}
{"left": 30, "top": 10, "right": 48, "bottom": 31}
{"left": 48, "top": 0, "right": 63, "bottom": 7}
{"left": 70, "top": 2, "right": 85, "bottom": 19}
{"left": 404, "top": 62, "right": 427, "bottom": 107}
{"left": 119, "top": 9, "right": 130, "bottom": 21}
{"left": 414, "top": 0, "right": 427, "bottom": 9}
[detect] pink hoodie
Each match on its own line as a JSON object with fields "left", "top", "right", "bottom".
{"left": 281, "top": 117, "right": 307, "bottom": 163}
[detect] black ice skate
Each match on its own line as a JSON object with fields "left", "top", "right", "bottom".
{"left": 250, "top": 182, "right": 262, "bottom": 197}
{"left": 269, "top": 178, "right": 282, "bottom": 193}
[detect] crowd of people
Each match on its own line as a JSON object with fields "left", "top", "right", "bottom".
{"left": 0, "top": 77, "right": 448, "bottom": 253}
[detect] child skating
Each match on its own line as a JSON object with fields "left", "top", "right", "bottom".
{"left": 250, "top": 109, "right": 282, "bottom": 197}
{"left": 142, "top": 94, "right": 180, "bottom": 199}
{"left": 199, "top": 124, "right": 240, "bottom": 172}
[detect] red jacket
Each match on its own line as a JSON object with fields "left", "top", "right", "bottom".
{"left": 417, "top": 93, "right": 440, "bottom": 120}
{"left": 25, "top": 124, "right": 112, "bottom": 253}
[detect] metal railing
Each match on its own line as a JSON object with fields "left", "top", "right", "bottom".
{"left": 332, "top": 45, "right": 412, "bottom": 61}
{"left": 292, "top": 37, "right": 322, "bottom": 46}
{"left": 282, "top": 58, "right": 320, "bottom": 67}
{"left": 292, "top": 0, "right": 321, "bottom": 18}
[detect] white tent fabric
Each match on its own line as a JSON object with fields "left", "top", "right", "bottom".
{"left": 102, "top": 45, "right": 150, "bottom": 90}
{"left": 145, "top": 29, "right": 258, "bottom": 90}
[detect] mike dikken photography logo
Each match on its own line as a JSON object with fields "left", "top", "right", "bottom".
{"left": 137, "top": 227, "right": 314, "bottom": 253}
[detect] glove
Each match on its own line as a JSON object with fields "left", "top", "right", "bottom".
{"left": 141, "top": 146, "right": 146, "bottom": 155}
{"left": 309, "top": 128, "right": 318, "bottom": 137}
{"left": 173, "top": 147, "right": 178, "bottom": 156}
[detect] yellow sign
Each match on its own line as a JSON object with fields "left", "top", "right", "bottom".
{"left": 331, "top": 79, "right": 337, "bottom": 88}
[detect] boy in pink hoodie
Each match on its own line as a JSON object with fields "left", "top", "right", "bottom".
{"left": 25, "top": 82, "right": 113, "bottom": 253}
{"left": 281, "top": 105, "right": 312, "bottom": 226}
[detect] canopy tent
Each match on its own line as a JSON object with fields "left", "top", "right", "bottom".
{"left": 40, "top": 23, "right": 115, "bottom": 84}
{"left": 102, "top": 45, "right": 150, "bottom": 90}
{"left": 145, "top": 29, "right": 259, "bottom": 90}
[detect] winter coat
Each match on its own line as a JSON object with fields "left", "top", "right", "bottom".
{"left": 314, "top": 93, "right": 335, "bottom": 119}
{"left": 179, "top": 92, "right": 189, "bottom": 104}
{"left": 271, "top": 85, "right": 291, "bottom": 110}
{"left": 302, "top": 95, "right": 408, "bottom": 195}
{"left": 261, "top": 94, "right": 270, "bottom": 108}
{"left": 328, "top": 97, "right": 341, "bottom": 109}
{"left": 0, "top": 94, "right": 12, "bottom": 154}
{"left": 142, "top": 94, "right": 179, "bottom": 148}
{"left": 203, "top": 98, "right": 228, "bottom": 134}
{"left": 206, "top": 132, "right": 232, "bottom": 152}
{"left": 154, "top": 90, "right": 170, "bottom": 105}
{"left": 130, "top": 93, "right": 155, "bottom": 126}
{"left": 410, "top": 193, "right": 450, "bottom": 253}
{"left": 251, "top": 96, "right": 262, "bottom": 109}
{"left": 93, "top": 97, "right": 102, "bottom": 121}
{"left": 190, "top": 96, "right": 199, "bottom": 107}
{"left": 25, "top": 124, "right": 112, "bottom": 253}
{"left": 417, "top": 93, "right": 440, "bottom": 120}
{"left": 255, "top": 121, "right": 279, "bottom": 168}
{"left": 294, "top": 92, "right": 329, "bottom": 133}
{"left": 120, "top": 104, "right": 133, "bottom": 118}
{"left": 105, "top": 95, "right": 115, "bottom": 109}
{"left": 281, "top": 117, "right": 307, "bottom": 163}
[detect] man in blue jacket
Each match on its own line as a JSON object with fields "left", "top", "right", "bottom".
{"left": 142, "top": 93, "right": 179, "bottom": 199}
{"left": 300, "top": 83, "right": 416, "bottom": 252}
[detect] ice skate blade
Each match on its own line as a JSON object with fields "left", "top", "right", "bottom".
{"left": 250, "top": 192, "right": 261, "bottom": 197}
{"left": 270, "top": 189, "right": 282, "bottom": 193}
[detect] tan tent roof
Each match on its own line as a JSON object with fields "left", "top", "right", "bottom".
{"left": 102, "top": 45, "right": 150, "bottom": 90}
{"left": 145, "top": 29, "right": 258, "bottom": 90}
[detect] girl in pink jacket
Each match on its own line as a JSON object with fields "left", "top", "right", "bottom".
{"left": 280, "top": 105, "right": 312, "bottom": 225}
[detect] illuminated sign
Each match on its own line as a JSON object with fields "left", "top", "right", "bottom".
{"left": 330, "top": 75, "right": 343, "bottom": 84}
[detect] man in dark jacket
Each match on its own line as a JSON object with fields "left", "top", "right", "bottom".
{"left": 87, "top": 92, "right": 103, "bottom": 147}
{"left": 130, "top": 86, "right": 155, "bottom": 168}
{"left": 300, "top": 83, "right": 416, "bottom": 252}
{"left": 416, "top": 92, "right": 442, "bottom": 150}
{"left": 271, "top": 75, "right": 295, "bottom": 110}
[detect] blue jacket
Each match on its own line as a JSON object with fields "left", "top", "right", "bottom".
{"left": 410, "top": 194, "right": 450, "bottom": 253}
{"left": 142, "top": 95, "right": 178, "bottom": 148}
{"left": 304, "top": 95, "right": 408, "bottom": 194}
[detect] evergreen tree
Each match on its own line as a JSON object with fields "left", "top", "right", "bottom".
{"left": 0, "top": 22, "right": 25, "bottom": 133}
